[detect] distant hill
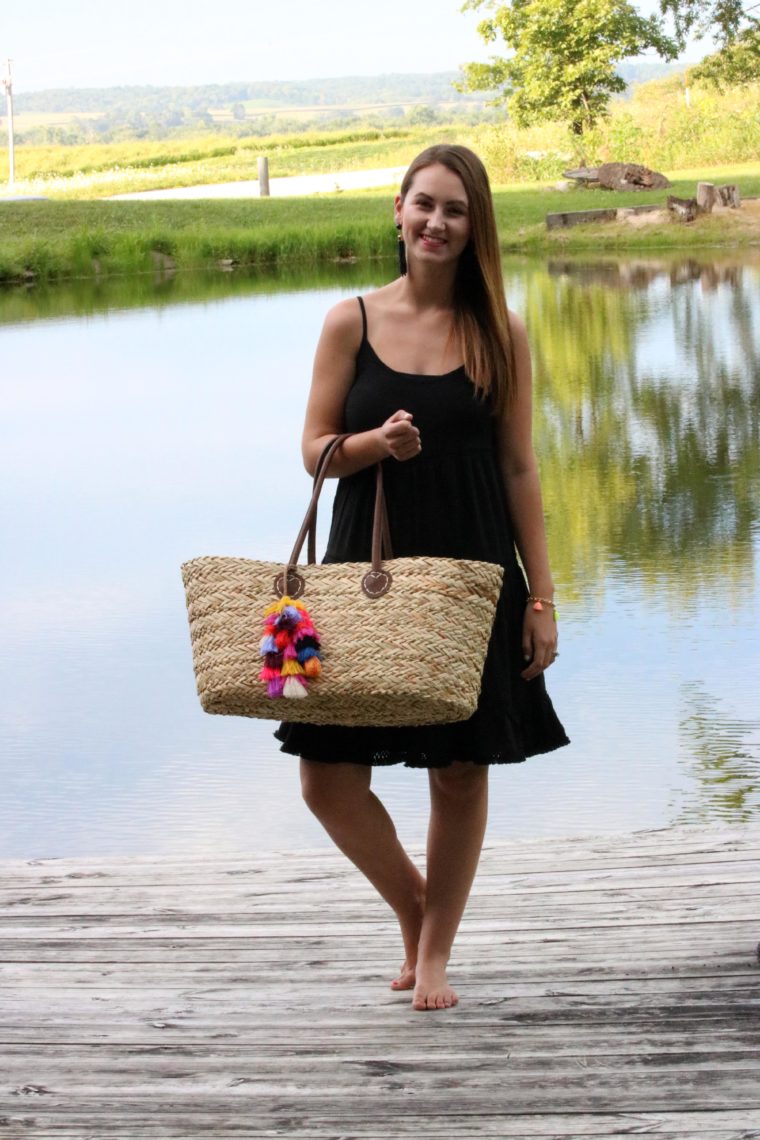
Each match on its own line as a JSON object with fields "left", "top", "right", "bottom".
{"left": 10, "top": 64, "right": 688, "bottom": 146}
{"left": 16, "top": 73, "right": 484, "bottom": 115}
{"left": 16, "top": 63, "right": 684, "bottom": 115}
{"left": 617, "top": 60, "right": 686, "bottom": 88}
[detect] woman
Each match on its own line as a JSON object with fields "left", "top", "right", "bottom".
{"left": 275, "top": 145, "right": 568, "bottom": 1012}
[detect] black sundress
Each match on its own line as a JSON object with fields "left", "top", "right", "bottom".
{"left": 274, "top": 297, "right": 569, "bottom": 768}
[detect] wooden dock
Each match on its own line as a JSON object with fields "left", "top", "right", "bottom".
{"left": 1, "top": 824, "right": 759, "bottom": 1138}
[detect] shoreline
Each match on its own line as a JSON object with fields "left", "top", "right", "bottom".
{"left": 2, "top": 170, "right": 760, "bottom": 286}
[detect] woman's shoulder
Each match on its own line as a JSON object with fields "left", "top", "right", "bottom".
{"left": 320, "top": 284, "right": 398, "bottom": 349}
{"left": 506, "top": 307, "right": 527, "bottom": 338}
{"left": 322, "top": 296, "right": 363, "bottom": 337}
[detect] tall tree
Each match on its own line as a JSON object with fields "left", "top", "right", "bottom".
{"left": 659, "top": 0, "right": 760, "bottom": 85}
{"left": 659, "top": 0, "right": 756, "bottom": 45}
{"left": 460, "top": 0, "right": 679, "bottom": 135}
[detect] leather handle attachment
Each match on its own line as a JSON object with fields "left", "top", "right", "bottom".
{"left": 274, "top": 434, "right": 394, "bottom": 600}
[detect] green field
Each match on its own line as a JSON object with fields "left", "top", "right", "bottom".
{"left": 3, "top": 72, "right": 760, "bottom": 202}
{"left": 2, "top": 162, "right": 759, "bottom": 285}
{"left": 0, "top": 127, "right": 443, "bottom": 200}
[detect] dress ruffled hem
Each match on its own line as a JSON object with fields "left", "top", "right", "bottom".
{"left": 273, "top": 722, "right": 570, "bottom": 769}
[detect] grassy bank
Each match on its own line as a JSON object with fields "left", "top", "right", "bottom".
{"left": 2, "top": 163, "right": 760, "bottom": 285}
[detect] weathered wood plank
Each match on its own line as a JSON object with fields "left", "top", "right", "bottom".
{"left": 2, "top": 872, "right": 759, "bottom": 912}
{"left": 2, "top": 1110, "right": 760, "bottom": 1138}
{"left": 1, "top": 824, "right": 759, "bottom": 1137}
{"left": 3, "top": 824, "right": 757, "bottom": 881}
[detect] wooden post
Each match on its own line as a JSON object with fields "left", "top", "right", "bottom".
{"left": 696, "top": 183, "right": 717, "bottom": 213}
{"left": 257, "top": 156, "right": 270, "bottom": 198}
{"left": 717, "top": 184, "right": 741, "bottom": 208}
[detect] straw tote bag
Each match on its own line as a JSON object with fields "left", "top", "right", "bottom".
{"left": 181, "top": 434, "right": 504, "bottom": 727}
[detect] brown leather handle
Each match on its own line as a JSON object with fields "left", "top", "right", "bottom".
{"left": 275, "top": 434, "right": 394, "bottom": 600}
{"left": 306, "top": 435, "right": 344, "bottom": 565}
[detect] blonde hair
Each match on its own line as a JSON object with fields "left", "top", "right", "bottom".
{"left": 400, "top": 145, "right": 515, "bottom": 411}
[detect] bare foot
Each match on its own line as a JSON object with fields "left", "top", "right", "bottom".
{"left": 390, "top": 961, "right": 417, "bottom": 991}
{"left": 389, "top": 875, "right": 426, "bottom": 992}
{"left": 412, "top": 959, "right": 458, "bottom": 1011}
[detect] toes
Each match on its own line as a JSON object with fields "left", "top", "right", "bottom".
{"left": 391, "top": 963, "right": 417, "bottom": 991}
{"left": 411, "top": 988, "right": 458, "bottom": 1011}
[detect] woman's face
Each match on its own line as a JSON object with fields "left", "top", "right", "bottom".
{"left": 395, "top": 163, "right": 471, "bottom": 270}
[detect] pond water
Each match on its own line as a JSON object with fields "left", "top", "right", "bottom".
{"left": 1, "top": 254, "right": 759, "bottom": 859}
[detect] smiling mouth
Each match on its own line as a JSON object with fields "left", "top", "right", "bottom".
{"left": 421, "top": 234, "right": 445, "bottom": 245}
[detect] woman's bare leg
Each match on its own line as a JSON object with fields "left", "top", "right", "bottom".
{"left": 300, "top": 758, "right": 426, "bottom": 986}
{"left": 413, "top": 762, "right": 489, "bottom": 1011}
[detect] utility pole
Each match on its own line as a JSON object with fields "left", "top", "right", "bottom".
{"left": 2, "top": 59, "right": 15, "bottom": 189}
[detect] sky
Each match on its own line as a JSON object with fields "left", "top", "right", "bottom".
{"left": 4, "top": 0, "right": 493, "bottom": 92}
{"left": 2, "top": 0, "right": 706, "bottom": 94}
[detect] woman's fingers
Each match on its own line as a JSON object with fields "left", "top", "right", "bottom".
{"left": 520, "top": 614, "right": 558, "bottom": 680}
{"left": 382, "top": 411, "right": 421, "bottom": 460}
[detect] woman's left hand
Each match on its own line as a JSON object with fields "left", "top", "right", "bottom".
{"left": 521, "top": 604, "right": 558, "bottom": 680}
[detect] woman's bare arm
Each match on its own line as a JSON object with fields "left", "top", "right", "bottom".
{"left": 302, "top": 298, "right": 421, "bottom": 478}
{"left": 497, "top": 311, "right": 558, "bottom": 678}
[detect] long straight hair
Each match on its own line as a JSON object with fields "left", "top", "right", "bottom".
{"left": 399, "top": 145, "right": 515, "bottom": 412}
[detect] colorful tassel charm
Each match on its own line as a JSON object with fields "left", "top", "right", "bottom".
{"left": 259, "top": 595, "right": 322, "bottom": 699}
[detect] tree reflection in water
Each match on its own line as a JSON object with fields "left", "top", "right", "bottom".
{"left": 503, "top": 255, "right": 760, "bottom": 823}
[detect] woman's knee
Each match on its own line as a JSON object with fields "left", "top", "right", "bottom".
{"left": 429, "top": 761, "right": 488, "bottom": 804}
{"left": 299, "top": 758, "right": 370, "bottom": 818}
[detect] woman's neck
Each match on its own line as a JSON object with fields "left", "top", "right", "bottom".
{"left": 399, "top": 263, "right": 457, "bottom": 311}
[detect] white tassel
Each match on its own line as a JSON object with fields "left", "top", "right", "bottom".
{"left": 283, "top": 677, "right": 308, "bottom": 699}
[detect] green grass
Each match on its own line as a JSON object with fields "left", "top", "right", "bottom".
{"left": 2, "top": 163, "right": 760, "bottom": 285}
{"left": 0, "top": 126, "right": 445, "bottom": 200}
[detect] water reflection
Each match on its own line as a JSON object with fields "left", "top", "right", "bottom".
{"left": 0, "top": 255, "right": 758, "bottom": 857}
{"left": 510, "top": 257, "right": 760, "bottom": 599}
{"left": 0, "top": 260, "right": 393, "bottom": 328}
{"left": 674, "top": 683, "right": 760, "bottom": 824}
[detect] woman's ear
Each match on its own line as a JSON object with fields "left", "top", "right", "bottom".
{"left": 393, "top": 194, "right": 403, "bottom": 227}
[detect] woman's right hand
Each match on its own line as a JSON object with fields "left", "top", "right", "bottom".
{"left": 377, "top": 410, "right": 422, "bottom": 462}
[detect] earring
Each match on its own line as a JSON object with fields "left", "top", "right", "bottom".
{"left": 395, "top": 223, "right": 407, "bottom": 277}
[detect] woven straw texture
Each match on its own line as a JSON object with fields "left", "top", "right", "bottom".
{"left": 181, "top": 555, "right": 504, "bottom": 726}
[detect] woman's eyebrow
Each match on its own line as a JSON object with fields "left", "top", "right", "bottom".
{"left": 413, "top": 191, "right": 468, "bottom": 207}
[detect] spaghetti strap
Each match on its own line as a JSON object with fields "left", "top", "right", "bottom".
{"left": 357, "top": 296, "right": 368, "bottom": 344}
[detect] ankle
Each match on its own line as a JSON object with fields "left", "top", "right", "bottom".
{"left": 417, "top": 949, "right": 450, "bottom": 970}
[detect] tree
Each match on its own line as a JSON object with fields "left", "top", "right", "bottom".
{"left": 658, "top": 0, "right": 760, "bottom": 85}
{"left": 659, "top": 0, "right": 756, "bottom": 46}
{"left": 407, "top": 104, "right": 440, "bottom": 125}
{"left": 460, "top": 0, "right": 679, "bottom": 135}
{"left": 691, "top": 27, "right": 760, "bottom": 84}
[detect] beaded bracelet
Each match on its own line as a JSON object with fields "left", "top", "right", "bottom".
{"left": 527, "top": 595, "right": 558, "bottom": 619}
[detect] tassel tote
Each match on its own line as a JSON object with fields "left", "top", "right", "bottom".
{"left": 181, "top": 435, "right": 503, "bottom": 727}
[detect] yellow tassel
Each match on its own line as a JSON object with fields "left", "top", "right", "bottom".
{"left": 264, "top": 596, "right": 289, "bottom": 617}
{"left": 281, "top": 659, "right": 305, "bottom": 677}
